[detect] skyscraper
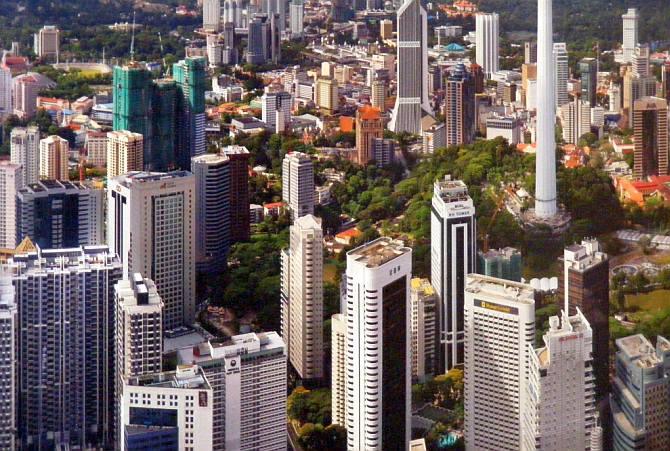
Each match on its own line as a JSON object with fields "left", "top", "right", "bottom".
{"left": 246, "top": 14, "right": 281, "bottom": 65}
{"left": 331, "top": 313, "right": 346, "bottom": 426}
{"left": 475, "top": 13, "right": 500, "bottom": 78}
{"left": 524, "top": 41, "right": 537, "bottom": 64}
{"left": 174, "top": 57, "right": 207, "bottom": 171}
{"left": 221, "top": 145, "right": 250, "bottom": 243}
{"left": 389, "top": 0, "right": 431, "bottom": 134}
{"left": 282, "top": 152, "right": 314, "bottom": 220}
{"left": 622, "top": 8, "right": 639, "bottom": 64}
{"left": 34, "top": 25, "right": 60, "bottom": 62}
{"left": 371, "top": 79, "right": 386, "bottom": 110}
{"left": 10, "top": 126, "right": 39, "bottom": 186}
{"left": 107, "top": 171, "right": 196, "bottom": 329}
{"left": 0, "top": 270, "right": 16, "bottom": 451}
{"left": 150, "top": 78, "right": 178, "bottom": 170}
{"left": 633, "top": 97, "right": 669, "bottom": 179}
{"left": 0, "top": 66, "right": 12, "bottom": 120}
{"left": 535, "top": 0, "right": 558, "bottom": 219}
{"left": 623, "top": 70, "right": 657, "bottom": 128}
{"left": 192, "top": 153, "right": 232, "bottom": 272}
{"left": 261, "top": 89, "right": 292, "bottom": 133}
{"left": 430, "top": 176, "right": 476, "bottom": 371}
{"left": 553, "top": 42, "right": 569, "bottom": 107}
{"left": 39, "top": 135, "right": 69, "bottom": 181}
{"left": 8, "top": 246, "right": 122, "bottom": 449}
{"left": 0, "top": 162, "right": 22, "bottom": 249}
{"left": 444, "top": 63, "right": 476, "bottom": 147}
{"left": 579, "top": 57, "right": 598, "bottom": 106}
{"left": 611, "top": 334, "right": 670, "bottom": 450}
{"left": 463, "top": 274, "right": 535, "bottom": 451}
{"left": 410, "top": 278, "right": 438, "bottom": 382}
{"left": 345, "top": 237, "right": 412, "bottom": 451}
{"left": 559, "top": 239, "right": 610, "bottom": 399}
{"left": 289, "top": 0, "right": 304, "bottom": 36}
{"left": 203, "top": 0, "right": 221, "bottom": 31}
{"left": 281, "top": 214, "right": 324, "bottom": 380}
{"left": 632, "top": 43, "right": 650, "bottom": 77}
{"left": 560, "top": 97, "right": 592, "bottom": 145}
{"left": 355, "top": 105, "right": 384, "bottom": 165}
{"left": 16, "top": 180, "right": 104, "bottom": 249}
{"left": 106, "top": 130, "right": 144, "bottom": 179}
{"left": 178, "top": 332, "right": 287, "bottom": 451}
{"left": 522, "top": 310, "right": 597, "bottom": 451}
{"left": 477, "top": 247, "right": 522, "bottom": 282}
{"left": 315, "top": 76, "right": 339, "bottom": 112}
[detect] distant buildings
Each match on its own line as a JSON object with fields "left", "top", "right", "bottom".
{"left": 633, "top": 97, "right": 669, "bottom": 179}
{"left": 16, "top": 180, "right": 103, "bottom": 249}
{"left": 282, "top": 152, "right": 314, "bottom": 220}
{"left": 611, "top": 334, "right": 670, "bottom": 450}
{"left": 477, "top": 247, "right": 522, "bottom": 282}
{"left": 553, "top": 43, "right": 569, "bottom": 107}
{"left": 281, "top": 215, "right": 324, "bottom": 381}
{"left": 464, "top": 274, "right": 535, "bottom": 450}
{"left": 560, "top": 98, "right": 592, "bottom": 145}
{"left": 84, "top": 131, "right": 108, "bottom": 167}
{"left": 39, "top": 135, "right": 69, "bottom": 181}
{"left": 12, "top": 72, "right": 55, "bottom": 119}
{"left": 475, "top": 13, "right": 499, "bottom": 78}
{"left": 221, "top": 145, "right": 250, "bottom": 243}
{"left": 0, "top": 162, "right": 22, "bottom": 249}
{"left": 8, "top": 246, "right": 122, "bottom": 449}
{"left": 371, "top": 79, "right": 386, "bottom": 110}
{"left": 34, "top": 25, "right": 60, "bottom": 62}
{"left": 289, "top": 0, "right": 304, "bottom": 37}
{"left": 622, "top": 8, "right": 639, "bottom": 64}
{"left": 246, "top": 14, "right": 281, "bottom": 65}
{"left": 485, "top": 116, "right": 521, "bottom": 144}
{"left": 203, "top": 0, "right": 221, "bottom": 31}
{"left": 345, "top": 238, "right": 412, "bottom": 451}
{"left": 107, "top": 171, "right": 196, "bottom": 329}
{"left": 0, "top": 66, "right": 11, "bottom": 119}
{"left": 431, "top": 177, "right": 476, "bottom": 371}
{"left": 106, "top": 130, "right": 144, "bottom": 179}
{"left": 410, "top": 278, "right": 438, "bottom": 381}
{"left": 262, "top": 89, "right": 292, "bottom": 133}
{"left": 316, "top": 77, "right": 339, "bottom": 113}
{"left": 579, "top": 58, "right": 597, "bottom": 107}
{"left": 355, "top": 105, "right": 384, "bottom": 165}
{"left": 174, "top": 57, "right": 207, "bottom": 171}
{"left": 444, "top": 63, "right": 475, "bottom": 147}
{"left": 10, "top": 126, "right": 40, "bottom": 186}
{"left": 372, "top": 138, "right": 395, "bottom": 167}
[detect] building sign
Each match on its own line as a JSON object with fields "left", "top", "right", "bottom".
{"left": 474, "top": 299, "right": 518, "bottom": 315}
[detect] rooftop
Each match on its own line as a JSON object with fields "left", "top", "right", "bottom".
{"left": 465, "top": 273, "right": 535, "bottom": 305}
{"left": 348, "top": 237, "right": 411, "bottom": 268}
{"left": 126, "top": 365, "right": 210, "bottom": 390}
{"left": 434, "top": 176, "right": 471, "bottom": 203}
{"left": 617, "top": 334, "right": 662, "bottom": 368}
{"left": 564, "top": 239, "right": 608, "bottom": 271}
{"left": 115, "top": 171, "right": 193, "bottom": 186}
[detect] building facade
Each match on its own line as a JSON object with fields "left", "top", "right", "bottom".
{"left": 174, "top": 57, "right": 207, "bottom": 171}
{"left": 477, "top": 247, "right": 522, "bottom": 282}
{"left": 444, "top": 64, "right": 475, "bottom": 147}
{"left": 410, "top": 278, "right": 438, "bottom": 382}
{"left": 0, "top": 162, "right": 22, "bottom": 249}
{"left": 107, "top": 130, "right": 144, "bottom": 179}
{"left": 282, "top": 152, "right": 314, "bottom": 220}
{"left": 622, "top": 8, "right": 639, "bottom": 64}
{"left": 0, "top": 271, "right": 16, "bottom": 451}
{"left": 331, "top": 313, "right": 346, "bottom": 427}
{"left": 553, "top": 43, "right": 569, "bottom": 107}
{"left": 10, "top": 126, "right": 39, "bottom": 186}
{"left": 475, "top": 13, "right": 499, "bottom": 77}
{"left": 39, "top": 135, "right": 69, "bottom": 181}
{"left": 633, "top": 97, "right": 669, "bottom": 179}
{"left": 355, "top": 105, "right": 384, "bottom": 165}
{"left": 222, "top": 146, "right": 250, "bottom": 243}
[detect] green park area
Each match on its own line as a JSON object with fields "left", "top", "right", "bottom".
{"left": 625, "top": 290, "right": 670, "bottom": 313}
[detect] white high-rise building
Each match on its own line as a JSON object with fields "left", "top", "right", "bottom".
{"left": 282, "top": 152, "right": 314, "bottom": 220}
{"left": 345, "top": 237, "right": 412, "bottom": 451}
{"left": 203, "top": 0, "right": 221, "bottom": 31}
{"left": 178, "top": 332, "right": 287, "bottom": 451}
{"left": 475, "top": 13, "right": 500, "bottom": 78}
{"left": 281, "top": 214, "right": 323, "bottom": 380}
{"left": 120, "top": 365, "right": 214, "bottom": 451}
{"left": 0, "top": 270, "right": 17, "bottom": 451}
{"left": 430, "top": 176, "right": 476, "bottom": 371}
{"left": 464, "top": 274, "right": 535, "bottom": 451}
{"left": 560, "top": 98, "right": 592, "bottom": 144}
{"left": 521, "top": 310, "right": 596, "bottom": 451}
{"left": 632, "top": 43, "right": 650, "bottom": 77}
{"left": 107, "top": 130, "right": 144, "bottom": 179}
{"left": 39, "top": 135, "right": 69, "bottom": 181}
{"left": 261, "top": 89, "right": 292, "bottom": 133}
{"left": 410, "top": 278, "right": 438, "bottom": 381}
{"left": 0, "top": 66, "right": 12, "bottom": 119}
{"left": 622, "top": 8, "right": 639, "bottom": 64}
{"left": 389, "top": 0, "right": 431, "bottom": 134}
{"left": 535, "top": 0, "right": 558, "bottom": 219}
{"left": 10, "top": 126, "right": 39, "bottom": 187}
{"left": 0, "top": 162, "right": 22, "bottom": 249}
{"left": 331, "top": 313, "right": 346, "bottom": 427}
{"left": 34, "top": 25, "right": 60, "bottom": 61}
{"left": 553, "top": 43, "right": 569, "bottom": 107}
{"left": 609, "top": 82, "right": 622, "bottom": 112}
{"left": 289, "top": 0, "right": 304, "bottom": 36}
{"left": 107, "top": 171, "right": 196, "bottom": 329}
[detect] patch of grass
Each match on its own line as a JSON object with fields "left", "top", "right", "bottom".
{"left": 625, "top": 290, "right": 670, "bottom": 313}
{"left": 324, "top": 263, "right": 338, "bottom": 284}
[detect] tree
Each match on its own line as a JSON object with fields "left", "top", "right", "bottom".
{"left": 298, "top": 423, "right": 346, "bottom": 451}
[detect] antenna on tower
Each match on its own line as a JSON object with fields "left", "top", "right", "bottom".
{"left": 130, "top": 10, "right": 137, "bottom": 61}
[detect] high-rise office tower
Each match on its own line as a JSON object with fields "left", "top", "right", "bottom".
{"left": 289, "top": 0, "right": 304, "bottom": 36}
{"left": 120, "top": 365, "right": 214, "bottom": 451}
{"left": 247, "top": 16, "right": 266, "bottom": 64}
{"left": 355, "top": 105, "right": 384, "bottom": 165}
{"left": 222, "top": 145, "right": 250, "bottom": 243}
{"left": 10, "top": 126, "right": 39, "bottom": 186}
{"left": 262, "top": 89, "right": 292, "bottom": 133}
{"left": 579, "top": 58, "right": 598, "bottom": 106}
{"left": 39, "top": 135, "right": 69, "bottom": 181}
{"left": 345, "top": 237, "right": 412, "bottom": 451}
{"left": 524, "top": 41, "right": 537, "bottom": 64}
{"left": 522, "top": 310, "right": 596, "bottom": 451}
{"left": 0, "top": 162, "right": 22, "bottom": 249}
{"left": 8, "top": 246, "right": 122, "bottom": 449}
{"left": 371, "top": 79, "right": 386, "bottom": 110}
{"left": 315, "top": 76, "right": 339, "bottom": 112}
{"left": 632, "top": 43, "right": 650, "bottom": 77}
{"left": 0, "top": 271, "right": 16, "bottom": 451}
{"left": 203, "top": 0, "right": 221, "bottom": 31}
{"left": 611, "top": 334, "right": 670, "bottom": 450}
{"left": 331, "top": 313, "right": 346, "bottom": 426}
{"left": 282, "top": 152, "right": 314, "bottom": 220}
{"left": 106, "top": 130, "right": 144, "bottom": 179}
{"left": 477, "top": 247, "right": 522, "bottom": 282}
{"left": 246, "top": 14, "right": 281, "bottom": 65}
{"left": 463, "top": 274, "right": 535, "bottom": 450}
{"left": 16, "top": 180, "right": 103, "bottom": 248}
{"left": 281, "top": 215, "right": 323, "bottom": 380}
{"left": 0, "top": 66, "right": 12, "bottom": 120}
{"left": 430, "top": 176, "right": 476, "bottom": 371}
{"left": 410, "top": 278, "right": 438, "bottom": 382}
{"left": 222, "top": 0, "right": 248, "bottom": 28}
{"left": 178, "top": 332, "right": 287, "bottom": 451}
{"left": 151, "top": 78, "right": 178, "bottom": 170}
{"left": 192, "top": 153, "right": 232, "bottom": 272}
{"left": 633, "top": 97, "right": 669, "bottom": 179}
{"left": 223, "top": 21, "right": 236, "bottom": 48}
{"left": 444, "top": 63, "right": 476, "bottom": 147}
{"left": 559, "top": 239, "right": 610, "bottom": 399}
{"left": 623, "top": 70, "right": 657, "bottom": 127}
{"left": 609, "top": 82, "right": 622, "bottom": 112}
{"left": 34, "top": 25, "right": 60, "bottom": 61}
{"left": 535, "top": 0, "right": 558, "bottom": 219}
{"left": 265, "top": 0, "right": 287, "bottom": 32}
{"left": 174, "top": 57, "right": 207, "bottom": 171}
{"left": 475, "top": 13, "right": 499, "bottom": 78}
{"left": 389, "top": 0, "right": 431, "bottom": 134}
{"left": 372, "top": 138, "right": 395, "bottom": 168}
{"left": 560, "top": 97, "right": 592, "bottom": 145}
{"left": 107, "top": 171, "right": 196, "bottom": 329}
{"left": 553, "top": 43, "right": 569, "bottom": 107}
{"left": 622, "top": 8, "right": 639, "bottom": 64}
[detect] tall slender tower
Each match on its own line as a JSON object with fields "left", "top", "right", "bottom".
{"left": 389, "top": 0, "right": 431, "bottom": 134}
{"left": 535, "top": 0, "right": 557, "bottom": 218}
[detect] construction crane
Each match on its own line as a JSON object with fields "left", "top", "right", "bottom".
{"left": 482, "top": 189, "right": 507, "bottom": 253}
{"left": 158, "top": 32, "right": 169, "bottom": 77}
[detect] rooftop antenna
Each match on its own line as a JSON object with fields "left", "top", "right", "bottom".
{"left": 130, "top": 10, "right": 136, "bottom": 61}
